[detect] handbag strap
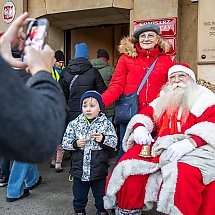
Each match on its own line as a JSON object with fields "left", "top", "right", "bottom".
{"left": 137, "top": 56, "right": 159, "bottom": 95}
{"left": 69, "top": 74, "right": 79, "bottom": 92}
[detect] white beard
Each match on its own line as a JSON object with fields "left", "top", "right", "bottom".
{"left": 154, "top": 81, "right": 199, "bottom": 122}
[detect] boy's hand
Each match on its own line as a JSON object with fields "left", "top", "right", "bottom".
{"left": 90, "top": 133, "right": 103, "bottom": 143}
{"left": 76, "top": 139, "right": 87, "bottom": 149}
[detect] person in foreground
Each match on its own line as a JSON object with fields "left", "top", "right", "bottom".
{"left": 0, "top": 12, "right": 66, "bottom": 163}
{"left": 104, "top": 63, "right": 215, "bottom": 215}
{"left": 5, "top": 48, "right": 42, "bottom": 202}
{"left": 62, "top": 91, "right": 118, "bottom": 215}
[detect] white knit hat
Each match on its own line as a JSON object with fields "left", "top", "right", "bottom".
{"left": 168, "top": 63, "right": 196, "bottom": 82}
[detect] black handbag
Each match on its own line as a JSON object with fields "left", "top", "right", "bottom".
{"left": 114, "top": 56, "right": 159, "bottom": 124}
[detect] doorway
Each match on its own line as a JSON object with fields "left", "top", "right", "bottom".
{"left": 65, "top": 24, "right": 129, "bottom": 66}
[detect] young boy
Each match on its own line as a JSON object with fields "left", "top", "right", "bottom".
{"left": 62, "top": 90, "right": 117, "bottom": 215}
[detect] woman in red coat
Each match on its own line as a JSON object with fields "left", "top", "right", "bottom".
{"left": 102, "top": 23, "right": 173, "bottom": 159}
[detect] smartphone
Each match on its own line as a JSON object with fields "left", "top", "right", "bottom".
{"left": 22, "top": 18, "right": 49, "bottom": 61}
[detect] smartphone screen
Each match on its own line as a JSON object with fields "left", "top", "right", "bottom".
{"left": 23, "top": 18, "right": 49, "bottom": 61}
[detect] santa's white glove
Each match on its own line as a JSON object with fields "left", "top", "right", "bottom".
{"left": 166, "top": 139, "right": 195, "bottom": 162}
{"left": 133, "top": 126, "right": 154, "bottom": 145}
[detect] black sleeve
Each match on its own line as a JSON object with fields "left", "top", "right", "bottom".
{"left": 59, "top": 78, "right": 70, "bottom": 102}
{"left": 0, "top": 56, "right": 66, "bottom": 163}
{"left": 73, "top": 140, "right": 79, "bottom": 150}
{"left": 96, "top": 134, "right": 113, "bottom": 151}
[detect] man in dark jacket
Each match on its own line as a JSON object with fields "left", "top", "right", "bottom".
{"left": 0, "top": 12, "right": 66, "bottom": 163}
{"left": 60, "top": 43, "right": 107, "bottom": 123}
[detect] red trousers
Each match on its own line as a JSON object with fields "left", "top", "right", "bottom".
{"left": 109, "top": 145, "right": 215, "bottom": 215}
{"left": 176, "top": 163, "right": 215, "bottom": 215}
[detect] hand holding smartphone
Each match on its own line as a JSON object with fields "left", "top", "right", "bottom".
{"left": 22, "top": 18, "right": 49, "bottom": 62}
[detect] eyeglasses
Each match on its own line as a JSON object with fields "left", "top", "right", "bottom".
{"left": 139, "top": 33, "right": 157, "bottom": 40}
{"left": 169, "top": 74, "right": 188, "bottom": 81}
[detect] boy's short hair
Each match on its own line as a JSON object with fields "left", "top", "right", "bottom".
{"left": 80, "top": 91, "right": 104, "bottom": 111}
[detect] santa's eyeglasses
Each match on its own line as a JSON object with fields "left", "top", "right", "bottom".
{"left": 169, "top": 73, "right": 188, "bottom": 81}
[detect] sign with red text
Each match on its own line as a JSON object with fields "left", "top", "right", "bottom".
{"left": 134, "top": 18, "right": 177, "bottom": 36}
{"left": 2, "top": 1, "right": 16, "bottom": 24}
{"left": 134, "top": 18, "right": 177, "bottom": 61}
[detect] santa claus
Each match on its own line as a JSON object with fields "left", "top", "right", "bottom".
{"left": 104, "top": 63, "right": 215, "bottom": 215}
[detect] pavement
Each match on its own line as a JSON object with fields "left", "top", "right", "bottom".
{"left": 0, "top": 152, "right": 162, "bottom": 215}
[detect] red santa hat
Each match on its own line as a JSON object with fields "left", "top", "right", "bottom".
{"left": 168, "top": 63, "right": 196, "bottom": 82}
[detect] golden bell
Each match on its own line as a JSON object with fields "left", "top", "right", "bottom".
{"left": 139, "top": 144, "right": 152, "bottom": 158}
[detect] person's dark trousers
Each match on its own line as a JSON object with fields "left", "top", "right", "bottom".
{"left": 0, "top": 158, "right": 10, "bottom": 178}
{"left": 73, "top": 177, "right": 107, "bottom": 214}
{"left": 117, "top": 124, "right": 127, "bottom": 161}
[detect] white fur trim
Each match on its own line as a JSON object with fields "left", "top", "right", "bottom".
{"left": 123, "top": 133, "right": 135, "bottom": 152}
{"left": 168, "top": 65, "right": 196, "bottom": 82}
{"left": 157, "top": 161, "right": 182, "bottom": 215}
{"left": 128, "top": 114, "right": 154, "bottom": 132}
{"left": 143, "top": 172, "right": 162, "bottom": 211}
{"left": 190, "top": 85, "right": 215, "bottom": 117}
{"left": 149, "top": 98, "right": 159, "bottom": 109}
{"left": 104, "top": 159, "right": 160, "bottom": 209}
{"left": 185, "top": 121, "right": 215, "bottom": 148}
{"left": 122, "top": 114, "right": 154, "bottom": 151}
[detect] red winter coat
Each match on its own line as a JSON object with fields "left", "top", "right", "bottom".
{"left": 102, "top": 37, "right": 173, "bottom": 112}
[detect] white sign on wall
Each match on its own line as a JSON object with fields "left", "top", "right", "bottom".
{"left": 2, "top": 1, "right": 16, "bottom": 24}
{"left": 198, "top": 0, "right": 215, "bottom": 63}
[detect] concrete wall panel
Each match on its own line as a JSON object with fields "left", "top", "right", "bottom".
{"left": 27, "top": 0, "right": 133, "bottom": 17}
{"left": 27, "top": 0, "right": 46, "bottom": 18}
{"left": 45, "top": 0, "right": 113, "bottom": 14}
{"left": 178, "top": 0, "right": 198, "bottom": 72}
{"left": 47, "top": 24, "right": 64, "bottom": 53}
{"left": 133, "top": 0, "right": 178, "bottom": 21}
{"left": 113, "top": 0, "right": 133, "bottom": 9}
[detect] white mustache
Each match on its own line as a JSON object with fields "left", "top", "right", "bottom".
{"left": 170, "top": 82, "right": 187, "bottom": 90}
